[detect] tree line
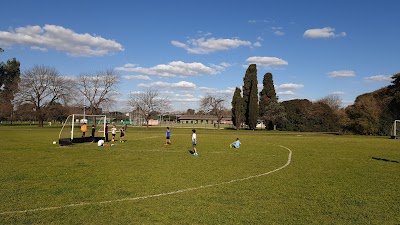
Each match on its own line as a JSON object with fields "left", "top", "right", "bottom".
{"left": 232, "top": 64, "right": 400, "bottom": 135}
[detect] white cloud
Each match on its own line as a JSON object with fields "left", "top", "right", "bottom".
{"left": 248, "top": 20, "right": 270, "bottom": 23}
{"left": 253, "top": 42, "right": 262, "bottom": 47}
{"left": 276, "top": 83, "right": 304, "bottom": 90}
{"left": 364, "top": 75, "right": 392, "bottom": 82}
{"left": 175, "top": 93, "right": 195, "bottom": 98}
{"left": 270, "top": 27, "right": 285, "bottom": 36}
{"left": 138, "top": 81, "right": 197, "bottom": 89}
{"left": 30, "top": 46, "right": 47, "bottom": 52}
{"left": 328, "top": 70, "right": 355, "bottom": 78}
{"left": 303, "top": 27, "right": 346, "bottom": 39}
{"left": 211, "top": 62, "right": 232, "bottom": 71}
{"left": 257, "top": 36, "right": 264, "bottom": 41}
{"left": 198, "top": 86, "right": 215, "bottom": 91}
{"left": 274, "top": 30, "right": 285, "bottom": 36}
{"left": 0, "top": 24, "right": 124, "bottom": 56}
{"left": 115, "top": 61, "right": 218, "bottom": 78}
{"left": 122, "top": 75, "right": 151, "bottom": 81}
{"left": 173, "top": 97, "right": 200, "bottom": 102}
{"left": 332, "top": 91, "right": 345, "bottom": 95}
{"left": 159, "top": 92, "right": 201, "bottom": 103}
{"left": 215, "top": 89, "right": 235, "bottom": 94}
{"left": 278, "top": 91, "right": 295, "bottom": 95}
{"left": 246, "top": 56, "right": 288, "bottom": 67}
{"left": 220, "top": 62, "right": 231, "bottom": 68}
{"left": 171, "top": 37, "right": 255, "bottom": 54}
{"left": 170, "top": 40, "right": 186, "bottom": 48}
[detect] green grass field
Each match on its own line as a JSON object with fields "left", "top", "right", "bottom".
{"left": 0, "top": 125, "right": 399, "bottom": 224}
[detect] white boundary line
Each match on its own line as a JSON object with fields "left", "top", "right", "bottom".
{"left": 0, "top": 144, "right": 292, "bottom": 215}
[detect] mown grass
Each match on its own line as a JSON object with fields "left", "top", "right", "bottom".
{"left": 0, "top": 125, "right": 399, "bottom": 224}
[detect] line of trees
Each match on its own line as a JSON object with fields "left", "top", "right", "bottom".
{"left": 232, "top": 64, "right": 400, "bottom": 135}
{"left": 1, "top": 49, "right": 122, "bottom": 126}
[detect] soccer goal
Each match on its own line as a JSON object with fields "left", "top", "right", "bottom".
{"left": 58, "top": 114, "right": 107, "bottom": 145}
{"left": 390, "top": 120, "right": 400, "bottom": 139}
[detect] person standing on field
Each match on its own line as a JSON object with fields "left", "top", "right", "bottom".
{"left": 91, "top": 125, "right": 96, "bottom": 142}
{"left": 192, "top": 129, "right": 198, "bottom": 156}
{"left": 120, "top": 126, "right": 125, "bottom": 142}
{"left": 81, "top": 122, "right": 87, "bottom": 138}
{"left": 111, "top": 125, "right": 117, "bottom": 142}
{"left": 105, "top": 123, "right": 109, "bottom": 142}
{"left": 165, "top": 127, "right": 171, "bottom": 145}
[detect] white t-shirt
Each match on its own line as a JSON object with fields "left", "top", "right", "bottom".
{"left": 97, "top": 139, "right": 104, "bottom": 146}
{"left": 111, "top": 127, "right": 117, "bottom": 134}
{"left": 192, "top": 133, "right": 196, "bottom": 143}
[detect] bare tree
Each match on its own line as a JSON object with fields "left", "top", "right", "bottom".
{"left": 128, "top": 88, "right": 171, "bottom": 128}
{"left": 200, "top": 93, "right": 227, "bottom": 129}
{"left": 76, "top": 69, "right": 120, "bottom": 114}
{"left": 317, "top": 94, "right": 343, "bottom": 112}
{"left": 15, "top": 65, "right": 72, "bottom": 127}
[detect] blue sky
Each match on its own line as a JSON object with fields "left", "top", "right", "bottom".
{"left": 1, "top": 0, "right": 399, "bottom": 112}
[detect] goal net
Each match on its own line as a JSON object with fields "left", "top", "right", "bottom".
{"left": 58, "top": 114, "right": 107, "bottom": 145}
{"left": 390, "top": 120, "right": 400, "bottom": 139}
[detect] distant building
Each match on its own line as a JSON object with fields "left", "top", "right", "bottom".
{"left": 177, "top": 115, "right": 232, "bottom": 125}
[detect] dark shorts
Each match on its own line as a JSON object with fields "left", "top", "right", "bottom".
{"left": 166, "top": 136, "right": 170, "bottom": 139}
{"left": 120, "top": 133, "right": 124, "bottom": 137}
{"left": 112, "top": 133, "right": 116, "bottom": 137}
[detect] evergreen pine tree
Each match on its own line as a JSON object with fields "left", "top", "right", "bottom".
{"left": 231, "top": 87, "right": 244, "bottom": 129}
{"left": 259, "top": 72, "right": 277, "bottom": 117}
{"left": 259, "top": 72, "right": 280, "bottom": 129}
{"left": 242, "top": 64, "right": 258, "bottom": 129}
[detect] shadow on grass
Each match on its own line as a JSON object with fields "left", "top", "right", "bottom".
{"left": 371, "top": 157, "right": 399, "bottom": 164}
{"left": 188, "top": 150, "right": 194, "bottom": 155}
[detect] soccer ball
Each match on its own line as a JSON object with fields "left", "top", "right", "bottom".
{"left": 53, "top": 141, "right": 56, "bottom": 145}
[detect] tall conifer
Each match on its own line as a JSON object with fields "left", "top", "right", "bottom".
{"left": 259, "top": 72, "right": 277, "bottom": 120}
{"left": 242, "top": 64, "right": 258, "bottom": 129}
{"left": 231, "top": 87, "right": 244, "bottom": 129}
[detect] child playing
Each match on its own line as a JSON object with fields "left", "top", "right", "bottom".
{"left": 111, "top": 125, "right": 117, "bottom": 142}
{"left": 105, "top": 123, "right": 109, "bottom": 142}
{"left": 81, "top": 122, "right": 87, "bottom": 138}
{"left": 165, "top": 127, "right": 171, "bottom": 145}
{"left": 230, "top": 138, "right": 241, "bottom": 148}
{"left": 120, "top": 126, "right": 125, "bottom": 142}
{"left": 192, "top": 129, "right": 198, "bottom": 156}
{"left": 91, "top": 125, "right": 95, "bottom": 142}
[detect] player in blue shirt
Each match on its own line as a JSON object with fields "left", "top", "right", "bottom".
{"left": 165, "top": 127, "right": 171, "bottom": 145}
{"left": 230, "top": 138, "right": 241, "bottom": 148}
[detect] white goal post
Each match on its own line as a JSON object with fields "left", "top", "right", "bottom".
{"left": 391, "top": 120, "right": 400, "bottom": 139}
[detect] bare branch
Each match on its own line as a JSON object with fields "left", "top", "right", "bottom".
{"left": 15, "top": 65, "right": 72, "bottom": 126}
{"left": 76, "top": 69, "right": 120, "bottom": 114}
{"left": 200, "top": 92, "right": 228, "bottom": 129}
{"left": 128, "top": 88, "right": 171, "bottom": 127}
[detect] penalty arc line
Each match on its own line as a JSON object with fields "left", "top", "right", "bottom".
{"left": 0, "top": 144, "right": 292, "bottom": 215}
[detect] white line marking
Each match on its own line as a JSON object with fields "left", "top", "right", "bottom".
{"left": 0, "top": 144, "right": 292, "bottom": 215}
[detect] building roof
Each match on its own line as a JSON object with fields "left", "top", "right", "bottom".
{"left": 177, "top": 115, "right": 231, "bottom": 121}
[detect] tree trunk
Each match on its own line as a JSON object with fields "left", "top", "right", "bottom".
{"left": 37, "top": 109, "right": 45, "bottom": 127}
{"left": 145, "top": 115, "right": 150, "bottom": 129}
